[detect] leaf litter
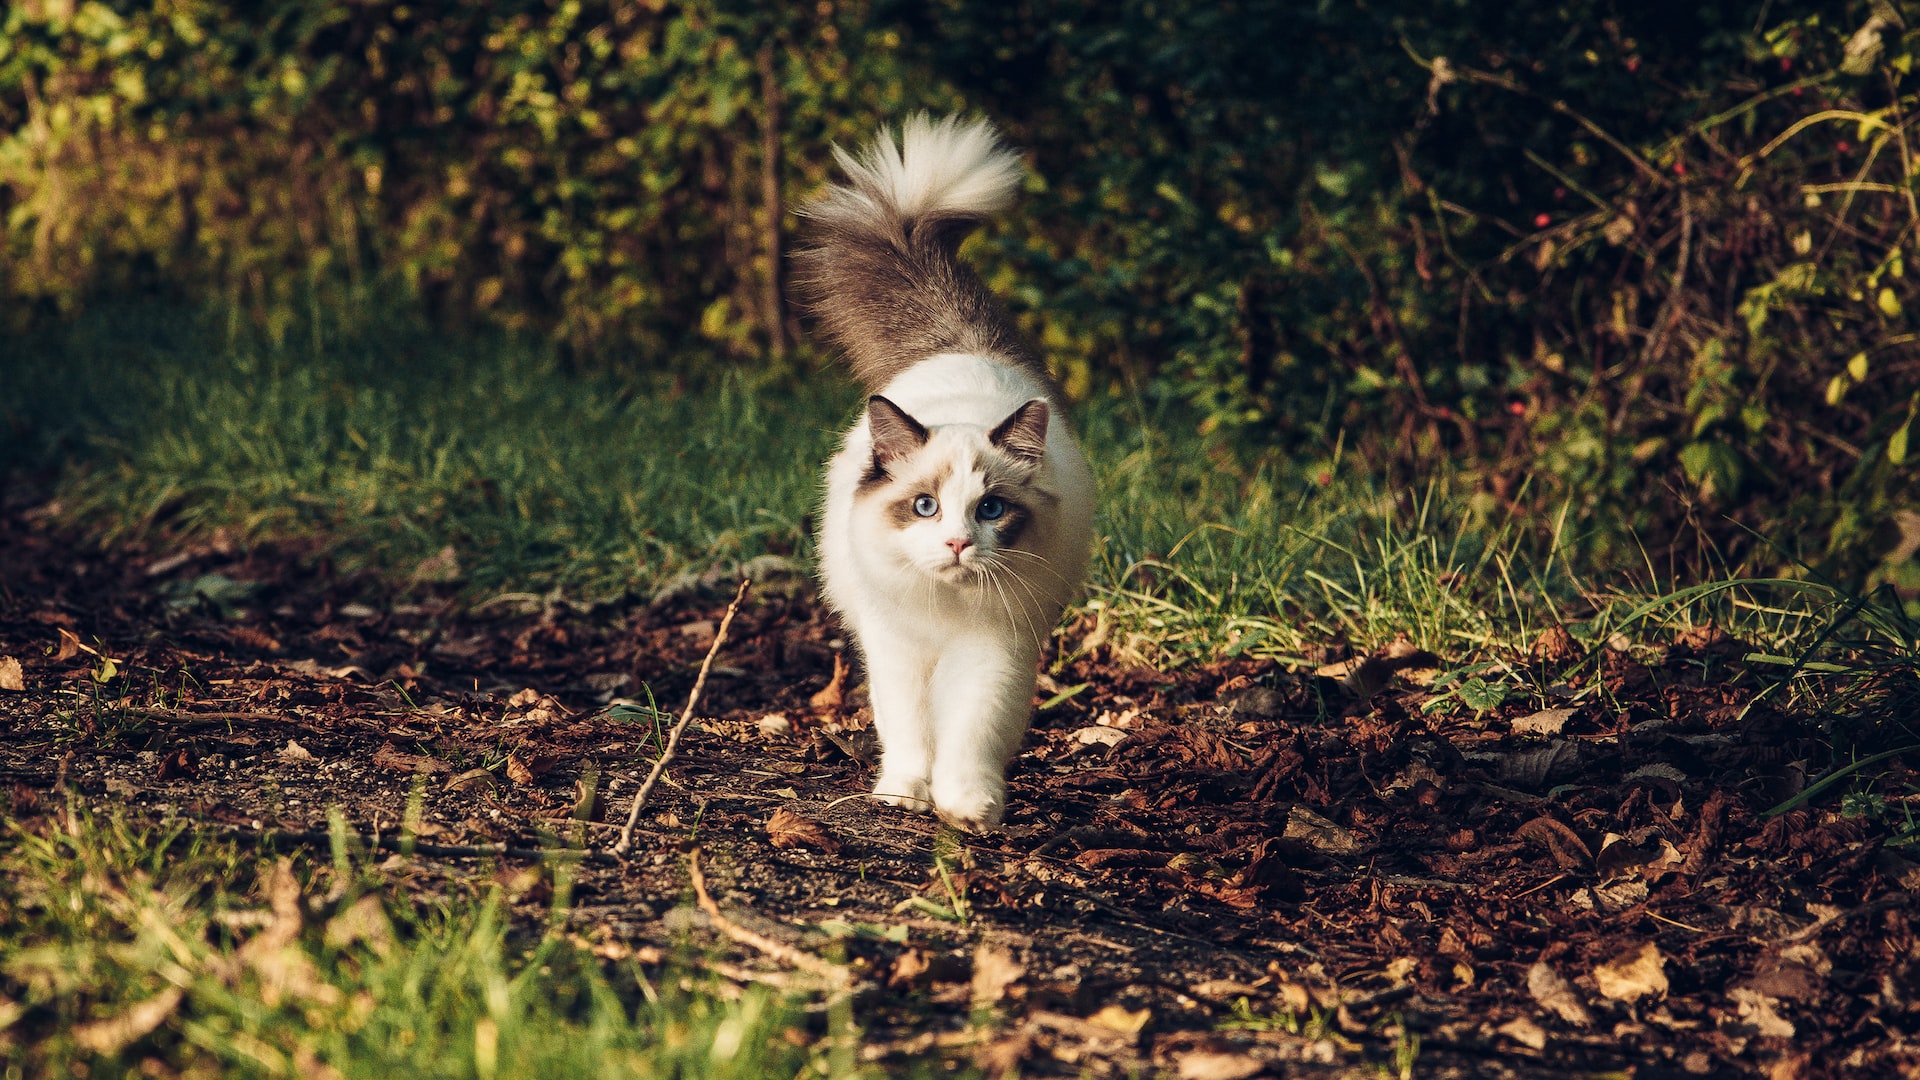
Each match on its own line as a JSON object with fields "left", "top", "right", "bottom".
{"left": 1, "top": 509, "right": 1917, "bottom": 1077}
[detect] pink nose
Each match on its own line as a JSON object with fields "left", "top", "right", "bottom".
{"left": 945, "top": 537, "right": 973, "bottom": 558}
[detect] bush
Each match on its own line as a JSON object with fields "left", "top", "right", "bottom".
{"left": 4, "top": 0, "right": 1916, "bottom": 587}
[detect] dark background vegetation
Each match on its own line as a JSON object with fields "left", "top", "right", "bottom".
{"left": 2, "top": 0, "right": 1916, "bottom": 587}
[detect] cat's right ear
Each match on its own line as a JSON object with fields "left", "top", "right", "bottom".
{"left": 866, "top": 396, "right": 929, "bottom": 469}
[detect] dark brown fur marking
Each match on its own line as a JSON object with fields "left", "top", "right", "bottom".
{"left": 792, "top": 145, "right": 1062, "bottom": 400}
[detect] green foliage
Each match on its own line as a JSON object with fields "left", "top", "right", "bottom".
{"left": 0, "top": 0, "right": 946, "bottom": 355}
{"left": 4, "top": 0, "right": 1919, "bottom": 584}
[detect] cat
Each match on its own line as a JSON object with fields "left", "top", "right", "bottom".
{"left": 794, "top": 114, "right": 1096, "bottom": 833}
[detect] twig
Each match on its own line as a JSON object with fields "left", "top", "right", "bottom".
{"left": 613, "top": 579, "right": 751, "bottom": 855}
{"left": 688, "top": 847, "right": 851, "bottom": 986}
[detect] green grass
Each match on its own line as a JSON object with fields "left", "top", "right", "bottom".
{"left": 0, "top": 803, "right": 840, "bottom": 1079}
{"left": 5, "top": 302, "right": 1593, "bottom": 653}
{"left": 6, "top": 301, "right": 1917, "bottom": 726}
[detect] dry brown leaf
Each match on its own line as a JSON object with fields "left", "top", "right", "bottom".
{"left": 970, "top": 944, "right": 1025, "bottom": 1008}
{"left": 324, "top": 894, "right": 396, "bottom": 958}
{"left": 1531, "top": 625, "right": 1579, "bottom": 662}
{"left": 54, "top": 627, "right": 85, "bottom": 661}
{"left": 1510, "top": 708, "right": 1575, "bottom": 736}
{"left": 278, "top": 739, "right": 315, "bottom": 763}
{"left": 810, "top": 653, "right": 849, "bottom": 711}
{"left": 447, "top": 767, "right": 495, "bottom": 792}
{"left": 1175, "top": 1050, "right": 1265, "bottom": 1080}
{"left": 765, "top": 808, "right": 840, "bottom": 853}
{"left": 225, "top": 625, "right": 283, "bottom": 653}
{"left": 1526, "top": 962, "right": 1592, "bottom": 1027}
{"left": 1729, "top": 987, "right": 1796, "bottom": 1038}
{"left": 0, "top": 656, "right": 23, "bottom": 692}
{"left": 72, "top": 987, "right": 185, "bottom": 1055}
{"left": 507, "top": 687, "right": 543, "bottom": 708}
{"left": 888, "top": 947, "right": 933, "bottom": 989}
{"left": 157, "top": 747, "right": 197, "bottom": 781}
{"left": 1086, "top": 1003, "right": 1151, "bottom": 1035}
{"left": 1593, "top": 941, "right": 1668, "bottom": 1003}
{"left": 1284, "top": 806, "right": 1359, "bottom": 855}
{"left": 1497, "top": 1016, "right": 1549, "bottom": 1050}
{"left": 373, "top": 744, "right": 452, "bottom": 776}
{"left": 1516, "top": 816, "right": 1593, "bottom": 869}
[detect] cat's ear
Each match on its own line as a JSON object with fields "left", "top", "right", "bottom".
{"left": 867, "top": 395, "right": 929, "bottom": 467}
{"left": 989, "top": 399, "right": 1049, "bottom": 463}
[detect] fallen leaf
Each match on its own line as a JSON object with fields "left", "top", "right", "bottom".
{"left": 447, "top": 768, "right": 495, "bottom": 792}
{"left": 888, "top": 947, "right": 933, "bottom": 989}
{"left": 1729, "top": 987, "right": 1795, "bottom": 1038}
{"left": 766, "top": 808, "right": 840, "bottom": 853}
{"left": 278, "top": 739, "right": 316, "bottom": 763}
{"left": 1497, "top": 1016, "right": 1548, "bottom": 1050}
{"left": 1531, "top": 626, "right": 1579, "bottom": 662}
{"left": 970, "top": 944, "right": 1025, "bottom": 1008}
{"left": 1526, "top": 962, "right": 1592, "bottom": 1026}
{"left": 507, "top": 687, "right": 543, "bottom": 708}
{"left": 324, "top": 894, "right": 396, "bottom": 958}
{"left": 757, "top": 712, "right": 792, "bottom": 736}
{"left": 157, "top": 747, "right": 197, "bottom": 781}
{"left": 1510, "top": 708, "right": 1575, "bottom": 736}
{"left": 0, "top": 656, "right": 22, "bottom": 692}
{"left": 373, "top": 744, "right": 451, "bottom": 775}
{"left": 72, "top": 987, "right": 186, "bottom": 1055}
{"left": 54, "top": 627, "right": 86, "bottom": 661}
{"left": 810, "top": 653, "right": 848, "bottom": 710}
{"left": 1176, "top": 1051, "right": 1264, "bottom": 1080}
{"left": 1284, "top": 806, "right": 1359, "bottom": 855}
{"left": 1086, "top": 1003, "right": 1151, "bottom": 1035}
{"left": 1593, "top": 941, "right": 1668, "bottom": 1003}
{"left": 1071, "top": 726, "right": 1129, "bottom": 747}
{"left": 411, "top": 544, "right": 462, "bottom": 584}
{"left": 504, "top": 752, "right": 554, "bottom": 785}
{"left": 1516, "top": 816, "right": 1593, "bottom": 869}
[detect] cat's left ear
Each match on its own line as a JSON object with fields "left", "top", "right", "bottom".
{"left": 989, "top": 399, "right": 1049, "bottom": 463}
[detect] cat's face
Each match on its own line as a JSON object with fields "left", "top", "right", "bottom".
{"left": 856, "top": 395, "right": 1054, "bottom": 584}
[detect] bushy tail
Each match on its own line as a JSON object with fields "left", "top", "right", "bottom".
{"left": 793, "top": 114, "right": 1051, "bottom": 393}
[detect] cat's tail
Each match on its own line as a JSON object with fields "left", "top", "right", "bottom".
{"left": 793, "top": 114, "right": 1052, "bottom": 393}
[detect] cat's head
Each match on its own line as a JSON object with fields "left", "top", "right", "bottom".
{"left": 855, "top": 395, "right": 1054, "bottom": 584}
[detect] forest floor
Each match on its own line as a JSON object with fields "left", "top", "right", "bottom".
{"left": 3, "top": 505, "right": 1917, "bottom": 1079}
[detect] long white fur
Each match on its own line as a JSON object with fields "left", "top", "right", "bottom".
{"left": 807, "top": 114, "right": 1026, "bottom": 229}
{"left": 819, "top": 355, "right": 1096, "bottom": 831}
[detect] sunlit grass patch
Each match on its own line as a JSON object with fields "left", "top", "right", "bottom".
{"left": 0, "top": 803, "right": 831, "bottom": 1079}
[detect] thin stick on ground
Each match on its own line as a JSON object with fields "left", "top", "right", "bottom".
{"left": 613, "top": 578, "right": 750, "bottom": 855}
{"left": 689, "top": 846, "right": 850, "bottom": 986}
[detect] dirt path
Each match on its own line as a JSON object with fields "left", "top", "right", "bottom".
{"left": 2, "top": 510, "right": 1915, "bottom": 1078}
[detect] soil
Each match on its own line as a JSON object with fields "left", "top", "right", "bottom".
{"left": 2, "top": 506, "right": 1917, "bottom": 1079}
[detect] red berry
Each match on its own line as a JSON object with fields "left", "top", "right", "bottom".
{"left": 1625, "top": 57, "right": 1640, "bottom": 72}
{"left": 1507, "top": 401, "right": 1527, "bottom": 416}
{"left": 1534, "top": 213, "right": 1551, "bottom": 228}
{"left": 1673, "top": 161, "right": 1687, "bottom": 175}
{"left": 1837, "top": 140, "right": 1851, "bottom": 153}
{"left": 1780, "top": 56, "right": 1793, "bottom": 72}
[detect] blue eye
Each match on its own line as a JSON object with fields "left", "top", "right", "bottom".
{"left": 912, "top": 495, "right": 939, "bottom": 518}
{"left": 977, "top": 496, "right": 1006, "bottom": 521}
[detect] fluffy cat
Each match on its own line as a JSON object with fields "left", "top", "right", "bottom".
{"left": 795, "top": 115, "right": 1096, "bottom": 833}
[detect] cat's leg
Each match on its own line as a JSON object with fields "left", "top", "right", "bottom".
{"left": 927, "top": 638, "right": 1038, "bottom": 832}
{"left": 863, "top": 631, "right": 936, "bottom": 812}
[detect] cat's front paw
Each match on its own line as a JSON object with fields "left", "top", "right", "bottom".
{"left": 930, "top": 776, "right": 1005, "bottom": 834}
{"left": 871, "top": 773, "right": 933, "bottom": 813}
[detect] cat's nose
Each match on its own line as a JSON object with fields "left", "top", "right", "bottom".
{"left": 945, "top": 537, "right": 973, "bottom": 559}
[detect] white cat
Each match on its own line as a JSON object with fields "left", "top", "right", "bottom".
{"left": 795, "top": 115, "right": 1096, "bottom": 833}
